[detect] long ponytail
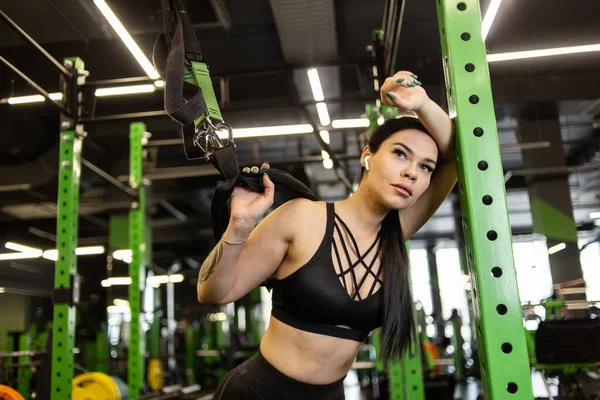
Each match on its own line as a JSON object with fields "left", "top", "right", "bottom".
{"left": 378, "top": 210, "right": 414, "bottom": 364}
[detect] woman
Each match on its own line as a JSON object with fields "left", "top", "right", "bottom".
{"left": 198, "top": 71, "right": 457, "bottom": 399}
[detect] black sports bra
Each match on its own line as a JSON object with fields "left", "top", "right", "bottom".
{"left": 269, "top": 203, "right": 384, "bottom": 342}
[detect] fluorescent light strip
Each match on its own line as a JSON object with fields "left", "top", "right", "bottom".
{"left": 488, "top": 44, "right": 600, "bottom": 62}
{"left": 548, "top": 242, "right": 566, "bottom": 255}
{"left": 95, "top": 84, "right": 155, "bottom": 97}
{"left": 102, "top": 274, "right": 184, "bottom": 288}
{"left": 43, "top": 246, "right": 106, "bottom": 261}
{"left": 316, "top": 102, "right": 331, "bottom": 126}
{"left": 5, "top": 242, "right": 43, "bottom": 255}
{"left": 101, "top": 277, "right": 132, "bottom": 287}
{"left": 331, "top": 118, "right": 370, "bottom": 129}
{"left": 323, "top": 159, "right": 333, "bottom": 170}
{"left": 481, "top": 0, "right": 503, "bottom": 41}
{"left": 0, "top": 253, "right": 43, "bottom": 261}
{"left": 169, "top": 274, "right": 184, "bottom": 283}
{"left": 215, "top": 124, "right": 314, "bottom": 139}
{"left": 589, "top": 212, "right": 600, "bottom": 219}
{"left": 319, "top": 130, "right": 330, "bottom": 144}
{"left": 6, "top": 93, "right": 63, "bottom": 105}
{"left": 307, "top": 69, "right": 325, "bottom": 102}
{"left": 76, "top": 246, "right": 105, "bottom": 255}
{"left": 3, "top": 84, "right": 163, "bottom": 104}
{"left": 93, "top": 0, "right": 159, "bottom": 79}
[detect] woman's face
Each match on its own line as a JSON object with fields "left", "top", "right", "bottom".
{"left": 362, "top": 129, "right": 438, "bottom": 210}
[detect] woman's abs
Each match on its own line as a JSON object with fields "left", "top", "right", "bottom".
{"left": 259, "top": 316, "right": 362, "bottom": 385}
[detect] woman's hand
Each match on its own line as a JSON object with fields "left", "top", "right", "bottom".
{"left": 229, "top": 162, "right": 275, "bottom": 233}
{"left": 380, "top": 71, "right": 429, "bottom": 112}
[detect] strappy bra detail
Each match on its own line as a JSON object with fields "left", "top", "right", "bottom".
{"left": 269, "top": 203, "right": 384, "bottom": 342}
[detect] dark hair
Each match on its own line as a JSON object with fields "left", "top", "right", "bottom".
{"left": 362, "top": 117, "right": 430, "bottom": 364}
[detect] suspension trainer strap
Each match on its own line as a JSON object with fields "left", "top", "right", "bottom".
{"left": 155, "top": 2, "right": 320, "bottom": 243}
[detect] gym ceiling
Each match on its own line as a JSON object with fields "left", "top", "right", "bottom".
{"left": 0, "top": 0, "right": 599, "bottom": 299}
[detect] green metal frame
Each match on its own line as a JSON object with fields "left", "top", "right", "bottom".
{"left": 17, "top": 332, "right": 31, "bottom": 398}
{"left": 50, "top": 57, "right": 85, "bottom": 400}
{"left": 95, "top": 326, "right": 108, "bottom": 373}
{"left": 184, "top": 61, "right": 224, "bottom": 128}
{"left": 436, "top": 1, "right": 533, "bottom": 398}
{"left": 128, "top": 122, "right": 148, "bottom": 397}
{"left": 450, "top": 311, "right": 466, "bottom": 381}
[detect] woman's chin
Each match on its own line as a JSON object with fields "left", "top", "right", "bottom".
{"left": 384, "top": 196, "right": 414, "bottom": 211}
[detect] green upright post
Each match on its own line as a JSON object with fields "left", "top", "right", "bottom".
{"left": 128, "top": 122, "right": 148, "bottom": 397}
{"left": 150, "top": 290, "right": 161, "bottom": 359}
{"left": 185, "top": 324, "right": 198, "bottom": 385}
{"left": 5, "top": 334, "right": 15, "bottom": 382}
{"left": 17, "top": 332, "right": 31, "bottom": 398}
{"left": 388, "top": 241, "right": 425, "bottom": 400}
{"left": 435, "top": 1, "right": 534, "bottom": 398}
{"left": 51, "top": 57, "right": 85, "bottom": 400}
{"left": 95, "top": 326, "right": 108, "bottom": 373}
{"left": 450, "top": 310, "right": 466, "bottom": 382}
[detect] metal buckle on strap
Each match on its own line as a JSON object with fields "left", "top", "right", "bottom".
{"left": 192, "top": 117, "right": 235, "bottom": 161}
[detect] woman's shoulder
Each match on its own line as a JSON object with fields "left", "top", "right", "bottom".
{"left": 276, "top": 199, "right": 328, "bottom": 226}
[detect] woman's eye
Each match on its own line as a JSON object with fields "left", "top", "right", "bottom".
{"left": 421, "top": 164, "right": 434, "bottom": 173}
{"left": 393, "top": 149, "right": 406, "bottom": 158}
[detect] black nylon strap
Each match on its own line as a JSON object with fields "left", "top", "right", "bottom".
{"left": 172, "top": 0, "right": 203, "bottom": 60}
{"left": 210, "top": 146, "right": 318, "bottom": 240}
{"left": 154, "top": 0, "right": 207, "bottom": 126}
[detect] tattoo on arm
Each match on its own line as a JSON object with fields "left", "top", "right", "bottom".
{"left": 198, "top": 241, "right": 224, "bottom": 283}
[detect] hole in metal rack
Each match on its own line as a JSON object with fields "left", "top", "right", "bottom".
{"left": 502, "top": 342, "right": 513, "bottom": 354}
{"left": 487, "top": 230, "right": 498, "bottom": 241}
{"left": 478, "top": 161, "right": 488, "bottom": 171}
{"left": 469, "top": 95, "right": 480, "bottom": 104}
{"left": 461, "top": 32, "right": 471, "bottom": 41}
{"left": 473, "top": 127, "right": 484, "bottom": 137}
{"left": 482, "top": 195, "right": 493, "bottom": 205}
{"left": 465, "top": 63, "right": 475, "bottom": 72}
{"left": 507, "top": 382, "right": 518, "bottom": 394}
{"left": 457, "top": 2, "right": 467, "bottom": 10}
{"left": 492, "top": 267, "right": 503, "bottom": 277}
{"left": 497, "top": 304, "right": 508, "bottom": 315}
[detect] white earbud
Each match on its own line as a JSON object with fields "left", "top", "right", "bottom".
{"left": 365, "top": 156, "right": 370, "bottom": 171}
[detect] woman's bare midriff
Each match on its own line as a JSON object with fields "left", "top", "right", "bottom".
{"left": 260, "top": 316, "right": 363, "bottom": 384}
{"left": 254, "top": 201, "right": 376, "bottom": 385}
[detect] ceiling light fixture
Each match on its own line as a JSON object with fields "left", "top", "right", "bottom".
{"left": 216, "top": 124, "right": 314, "bottom": 139}
{"left": 93, "top": 0, "right": 160, "bottom": 79}
{"left": 319, "top": 130, "right": 330, "bottom": 144}
{"left": 5, "top": 242, "right": 43, "bottom": 255}
{"left": 481, "top": 0, "right": 503, "bottom": 41}
{"left": 331, "top": 118, "right": 370, "bottom": 129}
{"left": 95, "top": 84, "right": 156, "bottom": 97}
{"left": 101, "top": 277, "right": 133, "bottom": 287}
{"left": 316, "top": 102, "right": 331, "bottom": 126}
{"left": 307, "top": 68, "right": 325, "bottom": 102}
{"left": 4, "top": 93, "right": 63, "bottom": 105}
{"left": 488, "top": 44, "right": 600, "bottom": 63}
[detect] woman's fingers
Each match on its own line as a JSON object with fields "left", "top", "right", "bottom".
{"left": 242, "top": 162, "right": 270, "bottom": 174}
{"left": 262, "top": 173, "right": 275, "bottom": 200}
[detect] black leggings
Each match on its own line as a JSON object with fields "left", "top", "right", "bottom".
{"left": 213, "top": 349, "right": 346, "bottom": 400}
